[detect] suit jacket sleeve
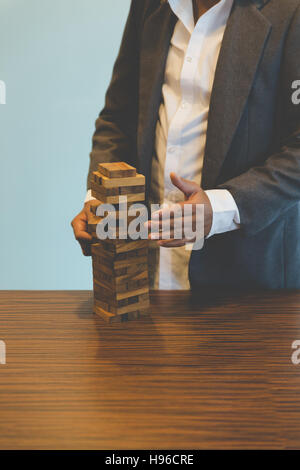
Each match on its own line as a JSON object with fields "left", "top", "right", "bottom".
{"left": 87, "top": 0, "right": 140, "bottom": 189}
{"left": 217, "top": 4, "right": 300, "bottom": 236}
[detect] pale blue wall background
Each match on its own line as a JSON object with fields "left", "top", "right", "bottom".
{"left": 0, "top": 0, "right": 131, "bottom": 289}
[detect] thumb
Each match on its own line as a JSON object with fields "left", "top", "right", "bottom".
{"left": 170, "top": 172, "right": 199, "bottom": 197}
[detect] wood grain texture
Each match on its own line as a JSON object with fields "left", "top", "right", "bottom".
{"left": 0, "top": 290, "right": 300, "bottom": 449}
{"left": 98, "top": 162, "right": 136, "bottom": 178}
{"left": 92, "top": 171, "right": 145, "bottom": 188}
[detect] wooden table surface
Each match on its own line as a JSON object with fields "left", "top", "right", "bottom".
{"left": 0, "top": 290, "right": 299, "bottom": 450}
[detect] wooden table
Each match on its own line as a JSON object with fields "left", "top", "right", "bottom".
{"left": 0, "top": 290, "right": 299, "bottom": 450}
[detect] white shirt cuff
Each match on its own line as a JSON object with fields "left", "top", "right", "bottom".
{"left": 205, "top": 189, "right": 241, "bottom": 238}
{"left": 84, "top": 189, "right": 96, "bottom": 204}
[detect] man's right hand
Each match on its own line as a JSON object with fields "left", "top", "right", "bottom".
{"left": 71, "top": 202, "right": 94, "bottom": 256}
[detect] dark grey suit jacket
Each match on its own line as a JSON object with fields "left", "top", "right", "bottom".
{"left": 87, "top": 0, "right": 300, "bottom": 289}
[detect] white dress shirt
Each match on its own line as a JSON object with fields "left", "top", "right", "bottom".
{"left": 86, "top": 0, "right": 240, "bottom": 289}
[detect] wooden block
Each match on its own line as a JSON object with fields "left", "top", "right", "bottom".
{"left": 94, "top": 297, "right": 149, "bottom": 316}
{"left": 89, "top": 207, "right": 137, "bottom": 231}
{"left": 89, "top": 198, "right": 138, "bottom": 215}
{"left": 92, "top": 179, "right": 145, "bottom": 196}
{"left": 94, "top": 277, "right": 148, "bottom": 301}
{"left": 115, "top": 263, "right": 148, "bottom": 278}
{"left": 89, "top": 229, "right": 128, "bottom": 241}
{"left": 94, "top": 254, "right": 148, "bottom": 270}
{"left": 92, "top": 261, "right": 148, "bottom": 285}
{"left": 92, "top": 271, "right": 116, "bottom": 292}
{"left": 92, "top": 267, "right": 114, "bottom": 289}
{"left": 127, "top": 277, "right": 149, "bottom": 291}
{"left": 93, "top": 303, "right": 122, "bottom": 323}
{"left": 92, "top": 250, "right": 148, "bottom": 276}
{"left": 91, "top": 180, "right": 119, "bottom": 196}
{"left": 98, "top": 162, "right": 136, "bottom": 179}
{"left": 116, "top": 278, "right": 148, "bottom": 294}
{"left": 91, "top": 256, "right": 118, "bottom": 277}
{"left": 115, "top": 271, "right": 148, "bottom": 288}
{"left": 95, "top": 262, "right": 148, "bottom": 280}
{"left": 94, "top": 295, "right": 110, "bottom": 311}
{"left": 93, "top": 171, "right": 145, "bottom": 189}
{"left": 94, "top": 304, "right": 143, "bottom": 323}
{"left": 112, "top": 241, "right": 148, "bottom": 254}
{"left": 97, "top": 239, "right": 149, "bottom": 254}
{"left": 138, "top": 307, "right": 150, "bottom": 317}
{"left": 93, "top": 266, "right": 149, "bottom": 296}
{"left": 93, "top": 278, "right": 149, "bottom": 302}
{"left": 116, "top": 286, "right": 149, "bottom": 301}
{"left": 92, "top": 243, "right": 147, "bottom": 260}
{"left": 92, "top": 183, "right": 145, "bottom": 196}
{"left": 91, "top": 187, "right": 145, "bottom": 204}
{"left": 90, "top": 204, "right": 136, "bottom": 221}
{"left": 137, "top": 292, "right": 150, "bottom": 303}
{"left": 88, "top": 215, "right": 141, "bottom": 240}
{"left": 93, "top": 296, "right": 113, "bottom": 312}
{"left": 93, "top": 172, "right": 145, "bottom": 194}
{"left": 127, "top": 311, "right": 140, "bottom": 320}
{"left": 119, "top": 185, "right": 145, "bottom": 195}
{"left": 92, "top": 242, "right": 148, "bottom": 259}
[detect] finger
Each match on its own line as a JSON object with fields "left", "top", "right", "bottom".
{"left": 148, "top": 214, "right": 195, "bottom": 230}
{"left": 148, "top": 216, "right": 195, "bottom": 239}
{"left": 149, "top": 229, "right": 185, "bottom": 240}
{"left": 71, "top": 215, "right": 93, "bottom": 256}
{"left": 71, "top": 216, "right": 93, "bottom": 241}
{"left": 157, "top": 235, "right": 196, "bottom": 246}
{"left": 170, "top": 172, "right": 199, "bottom": 197}
{"left": 74, "top": 229, "right": 93, "bottom": 242}
{"left": 73, "top": 229, "right": 92, "bottom": 256}
{"left": 79, "top": 239, "right": 92, "bottom": 257}
{"left": 74, "top": 213, "right": 90, "bottom": 230}
{"left": 150, "top": 227, "right": 196, "bottom": 242}
{"left": 151, "top": 203, "right": 184, "bottom": 224}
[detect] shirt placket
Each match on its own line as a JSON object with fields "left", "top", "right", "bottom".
{"left": 163, "top": 17, "right": 207, "bottom": 201}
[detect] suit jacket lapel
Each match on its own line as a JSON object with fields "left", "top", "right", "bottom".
{"left": 201, "top": 0, "right": 272, "bottom": 189}
{"left": 138, "top": 1, "right": 177, "bottom": 190}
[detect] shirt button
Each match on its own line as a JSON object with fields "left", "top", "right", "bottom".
{"left": 186, "top": 56, "right": 192, "bottom": 62}
{"left": 168, "top": 146, "right": 176, "bottom": 153}
{"left": 181, "top": 101, "right": 186, "bottom": 109}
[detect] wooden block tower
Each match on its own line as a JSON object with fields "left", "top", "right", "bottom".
{"left": 87, "top": 162, "right": 150, "bottom": 323}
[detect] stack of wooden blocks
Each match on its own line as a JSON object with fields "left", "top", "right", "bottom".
{"left": 88, "top": 162, "right": 150, "bottom": 323}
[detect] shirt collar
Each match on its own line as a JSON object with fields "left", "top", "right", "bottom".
{"left": 168, "top": 0, "right": 233, "bottom": 35}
